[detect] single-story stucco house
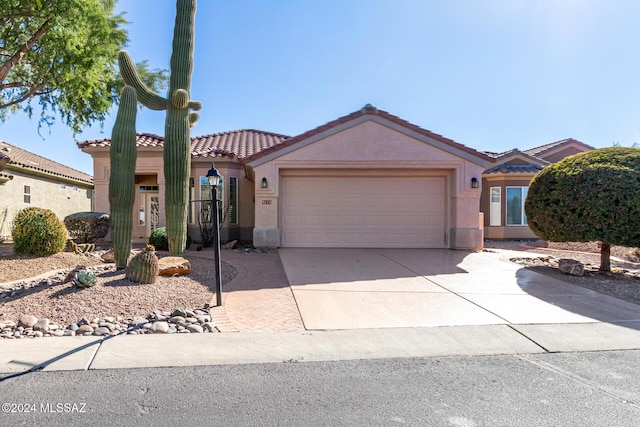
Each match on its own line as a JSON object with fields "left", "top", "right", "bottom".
{"left": 79, "top": 105, "right": 495, "bottom": 249}
{"left": 480, "top": 138, "right": 593, "bottom": 240}
{"left": 77, "top": 104, "right": 593, "bottom": 249}
{"left": 0, "top": 140, "right": 94, "bottom": 240}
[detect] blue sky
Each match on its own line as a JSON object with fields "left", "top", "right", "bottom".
{"left": 2, "top": 0, "right": 640, "bottom": 175}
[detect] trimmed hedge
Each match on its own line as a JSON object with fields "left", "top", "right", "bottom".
{"left": 64, "top": 212, "right": 110, "bottom": 243}
{"left": 11, "top": 207, "right": 68, "bottom": 256}
{"left": 525, "top": 147, "right": 640, "bottom": 247}
{"left": 148, "top": 227, "right": 191, "bottom": 251}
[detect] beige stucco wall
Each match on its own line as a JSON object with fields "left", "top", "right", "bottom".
{"left": 0, "top": 169, "right": 93, "bottom": 239}
{"left": 88, "top": 148, "right": 254, "bottom": 244}
{"left": 481, "top": 174, "right": 538, "bottom": 240}
{"left": 251, "top": 120, "right": 487, "bottom": 249}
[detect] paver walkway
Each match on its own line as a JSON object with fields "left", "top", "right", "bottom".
{"left": 200, "top": 249, "right": 304, "bottom": 332}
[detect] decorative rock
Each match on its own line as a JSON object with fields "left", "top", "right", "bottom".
{"left": 202, "top": 322, "right": 216, "bottom": 332}
{"left": 170, "top": 316, "right": 186, "bottom": 324}
{"left": 559, "top": 259, "right": 585, "bottom": 276}
{"left": 78, "top": 317, "right": 90, "bottom": 326}
{"left": 171, "top": 308, "right": 188, "bottom": 318}
{"left": 51, "top": 330, "right": 65, "bottom": 337}
{"left": 34, "top": 331, "right": 44, "bottom": 338}
{"left": 93, "top": 327, "right": 111, "bottom": 336}
{"left": 129, "top": 318, "right": 148, "bottom": 328}
{"left": 68, "top": 323, "right": 79, "bottom": 332}
{"left": 167, "top": 326, "right": 177, "bottom": 334}
{"left": 186, "top": 324, "right": 203, "bottom": 333}
{"left": 99, "top": 322, "right": 116, "bottom": 332}
{"left": 184, "top": 317, "right": 198, "bottom": 324}
{"left": 185, "top": 309, "right": 196, "bottom": 317}
{"left": 19, "top": 315, "right": 38, "bottom": 328}
{"left": 101, "top": 248, "right": 116, "bottom": 263}
{"left": 63, "top": 330, "right": 76, "bottom": 337}
{"left": 151, "top": 321, "right": 169, "bottom": 333}
{"left": 33, "top": 318, "right": 50, "bottom": 332}
{"left": 196, "top": 315, "right": 211, "bottom": 323}
{"left": 158, "top": 257, "right": 191, "bottom": 276}
{"left": 77, "top": 324, "right": 94, "bottom": 334}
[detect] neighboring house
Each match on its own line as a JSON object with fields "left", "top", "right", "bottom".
{"left": 79, "top": 104, "right": 493, "bottom": 249}
{"left": 480, "top": 138, "right": 594, "bottom": 240}
{"left": 0, "top": 140, "right": 94, "bottom": 240}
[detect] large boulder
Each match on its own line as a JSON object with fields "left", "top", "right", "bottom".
{"left": 558, "top": 259, "right": 584, "bottom": 276}
{"left": 158, "top": 257, "right": 191, "bottom": 276}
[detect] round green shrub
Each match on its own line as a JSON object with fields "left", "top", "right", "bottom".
{"left": 149, "top": 227, "right": 191, "bottom": 251}
{"left": 11, "top": 207, "right": 68, "bottom": 256}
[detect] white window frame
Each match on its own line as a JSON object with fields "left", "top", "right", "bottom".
{"left": 489, "top": 187, "right": 501, "bottom": 226}
{"left": 505, "top": 186, "right": 528, "bottom": 226}
{"left": 229, "top": 177, "right": 238, "bottom": 225}
{"left": 199, "top": 175, "right": 224, "bottom": 223}
{"left": 23, "top": 185, "right": 31, "bottom": 204}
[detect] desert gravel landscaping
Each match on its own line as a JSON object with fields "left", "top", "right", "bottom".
{"left": 0, "top": 243, "right": 236, "bottom": 337}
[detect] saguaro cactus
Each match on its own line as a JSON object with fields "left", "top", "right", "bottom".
{"left": 119, "top": 0, "right": 202, "bottom": 255}
{"left": 109, "top": 85, "right": 138, "bottom": 269}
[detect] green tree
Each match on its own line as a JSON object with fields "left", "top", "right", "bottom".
{"left": 0, "top": 0, "right": 167, "bottom": 134}
{"left": 525, "top": 147, "right": 640, "bottom": 272}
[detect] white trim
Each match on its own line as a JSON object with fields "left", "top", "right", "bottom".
{"left": 505, "top": 186, "right": 528, "bottom": 226}
{"left": 490, "top": 187, "right": 501, "bottom": 226}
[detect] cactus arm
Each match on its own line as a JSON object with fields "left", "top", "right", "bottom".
{"left": 109, "top": 85, "right": 138, "bottom": 269}
{"left": 118, "top": 51, "right": 167, "bottom": 111}
{"left": 189, "top": 100, "right": 202, "bottom": 111}
{"left": 189, "top": 112, "right": 199, "bottom": 127}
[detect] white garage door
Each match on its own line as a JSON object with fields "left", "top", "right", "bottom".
{"left": 280, "top": 174, "right": 446, "bottom": 248}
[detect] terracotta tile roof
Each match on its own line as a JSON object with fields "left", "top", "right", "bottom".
{"left": 0, "top": 140, "right": 93, "bottom": 185}
{"left": 484, "top": 163, "right": 545, "bottom": 175}
{"left": 77, "top": 133, "right": 165, "bottom": 149}
{"left": 191, "top": 129, "right": 290, "bottom": 160}
{"left": 524, "top": 138, "right": 594, "bottom": 157}
{"left": 78, "top": 130, "right": 290, "bottom": 161}
{"left": 244, "top": 104, "right": 496, "bottom": 163}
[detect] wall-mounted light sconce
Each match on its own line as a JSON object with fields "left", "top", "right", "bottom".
{"left": 261, "top": 177, "right": 268, "bottom": 189}
{"left": 471, "top": 177, "right": 479, "bottom": 189}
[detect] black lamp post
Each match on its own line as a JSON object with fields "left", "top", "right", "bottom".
{"left": 206, "top": 163, "right": 223, "bottom": 307}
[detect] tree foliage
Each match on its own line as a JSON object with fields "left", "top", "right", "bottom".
{"left": 525, "top": 147, "right": 640, "bottom": 271}
{"left": 0, "top": 0, "right": 167, "bottom": 134}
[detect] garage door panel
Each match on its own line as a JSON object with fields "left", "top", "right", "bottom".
{"left": 281, "top": 175, "right": 446, "bottom": 248}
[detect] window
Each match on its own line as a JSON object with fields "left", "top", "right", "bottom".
{"left": 229, "top": 177, "right": 238, "bottom": 224}
{"left": 60, "top": 183, "right": 66, "bottom": 189}
{"left": 506, "top": 186, "right": 528, "bottom": 226}
{"left": 72, "top": 186, "right": 78, "bottom": 192}
{"left": 188, "top": 177, "right": 194, "bottom": 224}
{"left": 23, "top": 185, "right": 31, "bottom": 204}
{"left": 489, "top": 187, "right": 501, "bottom": 226}
{"left": 199, "top": 175, "right": 224, "bottom": 223}
{"left": 138, "top": 192, "right": 145, "bottom": 225}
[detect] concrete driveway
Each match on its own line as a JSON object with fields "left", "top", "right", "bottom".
{"left": 278, "top": 248, "right": 640, "bottom": 330}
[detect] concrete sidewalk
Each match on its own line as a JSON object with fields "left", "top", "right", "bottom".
{"left": 2, "top": 322, "right": 640, "bottom": 374}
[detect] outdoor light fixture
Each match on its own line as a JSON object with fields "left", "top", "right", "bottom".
{"left": 206, "top": 163, "right": 223, "bottom": 307}
{"left": 261, "top": 177, "right": 268, "bottom": 188}
{"left": 471, "top": 177, "right": 479, "bottom": 189}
